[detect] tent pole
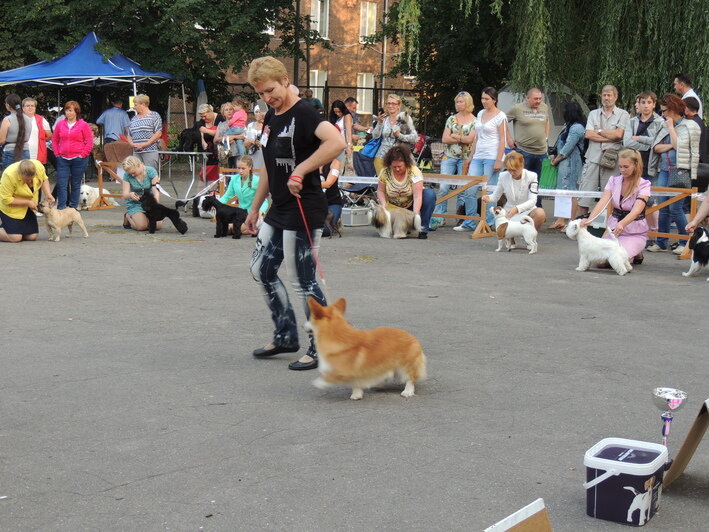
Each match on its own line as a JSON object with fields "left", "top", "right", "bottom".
{"left": 181, "top": 84, "right": 188, "bottom": 129}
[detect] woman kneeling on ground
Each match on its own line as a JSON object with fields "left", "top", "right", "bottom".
{"left": 219, "top": 154, "right": 268, "bottom": 234}
{"left": 0, "top": 159, "right": 54, "bottom": 242}
{"left": 376, "top": 144, "right": 435, "bottom": 239}
{"left": 121, "top": 155, "right": 161, "bottom": 231}
{"left": 481, "top": 151, "right": 546, "bottom": 230}
{"left": 581, "top": 149, "right": 649, "bottom": 264}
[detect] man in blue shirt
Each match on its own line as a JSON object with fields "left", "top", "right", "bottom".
{"left": 96, "top": 98, "right": 130, "bottom": 143}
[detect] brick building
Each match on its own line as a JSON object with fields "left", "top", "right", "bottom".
{"left": 227, "top": 0, "right": 415, "bottom": 118}
{"left": 167, "top": 1, "right": 416, "bottom": 131}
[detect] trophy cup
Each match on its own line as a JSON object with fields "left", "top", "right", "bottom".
{"left": 652, "top": 387, "right": 688, "bottom": 453}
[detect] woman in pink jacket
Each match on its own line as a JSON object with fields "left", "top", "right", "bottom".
{"left": 52, "top": 100, "right": 93, "bottom": 209}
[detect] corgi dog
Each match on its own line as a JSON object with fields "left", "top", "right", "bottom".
{"left": 306, "top": 297, "right": 427, "bottom": 400}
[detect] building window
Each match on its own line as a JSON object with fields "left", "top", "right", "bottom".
{"left": 359, "top": 2, "right": 377, "bottom": 43}
{"left": 310, "top": 70, "right": 328, "bottom": 102}
{"left": 310, "top": 0, "right": 329, "bottom": 39}
{"left": 357, "top": 73, "right": 375, "bottom": 115}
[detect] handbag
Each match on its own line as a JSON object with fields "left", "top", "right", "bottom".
{"left": 668, "top": 167, "right": 691, "bottom": 188}
{"left": 665, "top": 152, "right": 691, "bottom": 189}
{"left": 599, "top": 148, "right": 620, "bottom": 169}
{"left": 360, "top": 136, "right": 382, "bottom": 159}
{"left": 539, "top": 158, "right": 558, "bottom": 190}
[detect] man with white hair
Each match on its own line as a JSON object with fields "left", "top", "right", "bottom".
{"left": 576, "top": 85, "right": 630, "bottom": 216}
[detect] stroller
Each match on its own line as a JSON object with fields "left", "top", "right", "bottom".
{"left": 341, "top": 150, "right": 378, "bottom": 207}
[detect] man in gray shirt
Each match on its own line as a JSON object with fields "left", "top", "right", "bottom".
{"left": 96, "top": 98, "right": 130, "bottom": 143}
{"left": 577, "top": 85, "right": 630, "bottom": 216}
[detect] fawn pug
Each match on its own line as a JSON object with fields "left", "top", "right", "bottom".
{"left": 37, "top": 200, "right": 89, "bottom": 242}
{"left": 306, "top": 297, "right": 426, "bottom": 400}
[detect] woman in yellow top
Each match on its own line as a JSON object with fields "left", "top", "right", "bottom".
{"left": 0, "top": 159, "right": 54, "bottom": 242}
{"left": 376, "top": 144, "right": 436, "bottom": 239}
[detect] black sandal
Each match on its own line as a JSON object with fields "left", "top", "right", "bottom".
{"left": 633, "top": 253, "right": 644, "bottom": 265}
{"left": 123, "top": 214, "right": 131, "bottom": 229}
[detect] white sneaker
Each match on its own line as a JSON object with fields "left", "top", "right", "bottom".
{"left": 453, "top": 225, "right": 471, "bottom": 232}
{"left": 673, "top": 245, "right": 685, "bottom": 255}
{"left": 646, "top": 244, "right": 665, "bottom": 252}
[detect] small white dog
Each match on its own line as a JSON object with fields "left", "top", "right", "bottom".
{"left": 566, "top": 219, "right": 632, "bottom": 275}
{"left": 79, "top": 184, "right": 119, "bottom": 210}
{"left": 490, "top": 206, "right": 538, "bottom": 254}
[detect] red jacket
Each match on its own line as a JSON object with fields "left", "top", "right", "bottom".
{"left": 35, "top": 115, "right": 48, "bottom": 163}
{"left": 53, "top": 118, "right": 93, "bottom": 159}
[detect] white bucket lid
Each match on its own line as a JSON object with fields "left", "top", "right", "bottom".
{"left": 584, "top": 437, "right": 668, "bottom": 476}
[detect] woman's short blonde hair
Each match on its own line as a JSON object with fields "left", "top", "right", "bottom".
{"left": 247, "top": 56, "right": 288, "bottom": 85}
{"left": 18, "top": 159, "right": 37, "bottom": 177}
{"left": 455, "top": 91, "right": 474, "bottom": 113}
{"left": 220, "top": 102, "right": 235, "bottom": 115}
{"left": 122, "top": 155, "right": 144, "bottom": 172}
{"left": 504, "top": 151, "right": 525, "bottom": 171}
{"left": 197, "top": 103, "right": 213, "bottom": 115}
{"left": 386, "top": 94, "right": 402, "bottom": 104}
{"left": 134, "top": 94, "right": 150, "bottom": 106}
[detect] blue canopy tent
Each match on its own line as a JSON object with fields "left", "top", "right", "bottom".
{"left": 0, "top": 32, "right": 186, "bottom": 123}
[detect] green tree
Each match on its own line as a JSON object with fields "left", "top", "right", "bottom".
{"left": 0, "top": 0, "right": 329, "bottom": 105}
{"left": 382, "top": 0, "right": 709, "bottom": 129}
{"left": 375, "top": 0, "right": 515, "bottom": 134}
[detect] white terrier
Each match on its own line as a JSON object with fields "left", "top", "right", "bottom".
{"left": 566, "top": 219, "right": 632, "bottom": 275}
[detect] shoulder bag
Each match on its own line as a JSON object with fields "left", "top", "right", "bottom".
{"left": 361, "top": 136, "right": 382, "bottom": 159}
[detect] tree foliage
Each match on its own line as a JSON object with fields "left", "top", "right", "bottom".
{"left": 0, "top": 0, "right": 329, "bottom": 106}
{"left": 379, "top": 0, "right": 514, "bottom": 134}
{"left": 383, "top": 0, "right": 709, "bottom": 131}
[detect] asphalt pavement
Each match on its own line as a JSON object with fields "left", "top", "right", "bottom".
{"left": 1, "top": 186, "right": 708, "bottom": 531}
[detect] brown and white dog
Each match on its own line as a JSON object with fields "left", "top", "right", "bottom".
{"left": 37, "top": 200, "right": 89, "bottom": 242}
{"left": 371, "top": 203, "right": 421, "bottom": 238}
{"left": 490, "top": 206, "right": 538, "bottom": 254}
{"left": 306, "top": 297, "right": 427, "bottom": 400}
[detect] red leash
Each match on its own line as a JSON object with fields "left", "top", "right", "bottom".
{"left": 295, "top": 196, "right": 327, "bottom": 284}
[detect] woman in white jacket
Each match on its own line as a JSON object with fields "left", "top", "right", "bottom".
{"left": 481, "top": 151, "right": 546, "bottom": 230}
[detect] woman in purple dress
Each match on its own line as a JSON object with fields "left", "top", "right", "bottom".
{"left": 582, "top": 149, "right": 650, "bottom": 264}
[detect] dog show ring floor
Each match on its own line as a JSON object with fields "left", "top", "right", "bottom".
{"left": 2, "top": 185, "right": 708, "bottom": 530}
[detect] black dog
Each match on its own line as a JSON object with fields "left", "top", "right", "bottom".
{"left": 200, "top": 195, "right": 248, "bottom": 239}
{"left": 682, "top": 227, "right": 709, "bottom": 278}
{"left": 140, "top": 191, "right": 189, "bottom": 234}
{"left": 177, "top": 126, "right": 202, "bottom": 152}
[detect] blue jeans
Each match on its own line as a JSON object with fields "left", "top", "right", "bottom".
{"left": 419, "top": 188, "right": 436, "bottom": 233}
{"left": 2, "top": 149, "right": 30, "bottom": 171}
{"left": 56, "top": 156, "right": 89, "bottom": 209}
{"left": 322, "top": 204, "right": 343, "bottom": 237}
{"left": 250, "top": 223, "right": 326, "bottom": 352}
{"left": 464, "top": 158, "right": 500, "bottom": 228}
{"left": 518, "top": 149, "right": 546, "bottom": 207}
{"left": 432, "top": 157, "right": 466, "bottom": 228}
{"left": 656, "top": 170, "right": 688, "bottom": 248}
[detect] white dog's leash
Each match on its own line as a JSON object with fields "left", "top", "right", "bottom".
{"left": 155, "top": 180, "right": 221, "bottom": 202}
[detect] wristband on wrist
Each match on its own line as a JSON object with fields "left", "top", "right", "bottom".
{"left": 289, "top": 175, "right": 303, "bottom": 183}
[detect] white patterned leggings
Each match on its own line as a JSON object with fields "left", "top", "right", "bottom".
{"left": 250, "top": 222, "right": 327, "bottom": 351}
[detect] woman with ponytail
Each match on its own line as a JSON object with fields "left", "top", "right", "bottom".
{"left": 218, "top": 154, "right": 268, "bottom": 234}
{"left": 0, "top": 94, "right": 32, "bottom": 170}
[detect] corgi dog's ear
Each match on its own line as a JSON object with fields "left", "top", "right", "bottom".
{"left": 333, "top": 297, "right": 346, "bottom": 315}
{"left": 308, "top": 297, "right": 325, "bottom": 319}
